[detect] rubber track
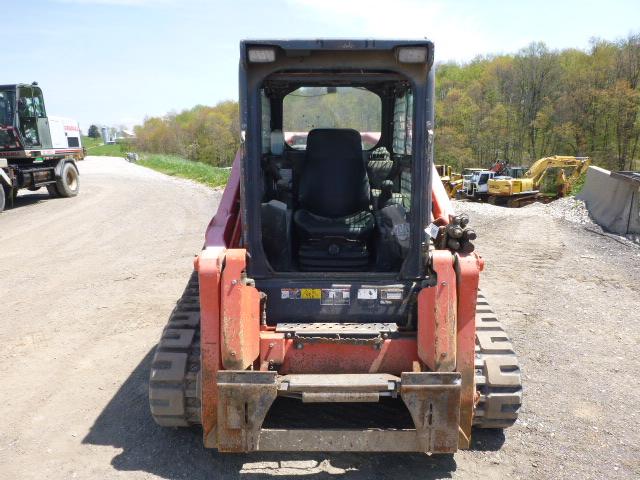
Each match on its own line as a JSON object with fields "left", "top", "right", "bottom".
{"left": 473, "top": 291, "right": 523, "bottom": 428}
{"left": 147, "top": 276, "right": 521, "bottom": 429}
{"left": 149, "top": 272, "right": 202, "bottom": 426}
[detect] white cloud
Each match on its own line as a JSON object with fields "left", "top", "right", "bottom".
{"left": 285, "top": 0, "right": 490, "bottom": 62}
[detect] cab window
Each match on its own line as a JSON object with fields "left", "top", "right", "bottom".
{"left": 0, "top": 90, "right": 15, "bottom": 126}
{"left": 283, "top": 87, "right": 381, "bottom": 150}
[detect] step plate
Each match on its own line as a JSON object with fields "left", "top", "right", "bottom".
{"left": 275, "top": 322, "right": 398, "bottom": 338}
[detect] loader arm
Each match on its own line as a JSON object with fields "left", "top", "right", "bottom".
{"left": 204, "top": 151, "right": 242, "bottom": 249}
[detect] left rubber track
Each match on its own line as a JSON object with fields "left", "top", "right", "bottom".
{"left": 149, "top": 272, "right": 202, "bottom": 426}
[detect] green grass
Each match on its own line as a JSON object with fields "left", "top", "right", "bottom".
{"left": 82, "top": 136, "right": 102, "bottom": 149}
{"left": 82, "top": 136, "right": 132, "bottom": 156}
{"left": 138, "top": 154, "right": 230, "bottom": 188}
{"left": 88, "top": 143, "right": 126, "bottom": 156}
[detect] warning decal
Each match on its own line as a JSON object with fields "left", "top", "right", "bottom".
{"left": 301, "top": 288, "right": 321, "bottom": 299}
{"left": 357, "top": 288, "right": 378, "bottom": 300}
{"left": 321, "top": 287, "right": 351, "bottom": 305}
{"left": 379, "top": 287, "right": 404, "bottom": 304}
{"left": 281, "top": 288, "right": 300, "bottom": 299}
{"left": 281, "top": 288, "right": 321, "bottom": 300}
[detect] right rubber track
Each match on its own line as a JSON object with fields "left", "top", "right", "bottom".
{"left": 148, "top": 276, "right": 522, "bottom": 430}
{"left": 473, "top": 291, "right": 523, "bottom": 428}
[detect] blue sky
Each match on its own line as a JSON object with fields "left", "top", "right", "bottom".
{"left": 5, "top": 0, "right": 639, "bottom": 131}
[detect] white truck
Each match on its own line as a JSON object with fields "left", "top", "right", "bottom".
{"left": 462, "top": 170, "right": 496, "bottom": 200}
{"left": 0, "top": 82, "right": 83, "bottom": 212}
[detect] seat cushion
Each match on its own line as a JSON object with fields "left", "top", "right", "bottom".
{"left": 294, "top": 209, "right": 375, "bottom": 241}
{"left": 298, "top": 239, "right": 370, "bottom": 271}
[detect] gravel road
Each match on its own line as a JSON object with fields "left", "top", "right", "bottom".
{"left": 0, "top": 156, "right": 638, "bottom": 479}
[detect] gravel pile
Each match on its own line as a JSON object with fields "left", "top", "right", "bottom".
{"left": 453, "top": 196, "right": 598, "bottom": 228}
{"left": 534, "top": 198, "right": 640, "bottom": 246}
{"left": 453, "top": 196, "right": 640, "bottom": 247}
{"left": 532, "top": 196, "right": 597, "bottom": 227}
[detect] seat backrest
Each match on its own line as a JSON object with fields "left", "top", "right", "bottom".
{"left": 298, "top": 128, "right": 370, "bottom": 218}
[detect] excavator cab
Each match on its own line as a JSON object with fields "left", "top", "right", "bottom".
{"left": 0, "top": 83, "right": 52, "bottom": 150}
{"left": 149, "top": 40, "right": 522, "bottom": 455}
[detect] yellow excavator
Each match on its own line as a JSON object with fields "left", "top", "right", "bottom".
{"left": 487, "top": 155, "right": 590, "bottom": 207}
{"left": 435, "top": 164, "right": 462, "bottom": 198}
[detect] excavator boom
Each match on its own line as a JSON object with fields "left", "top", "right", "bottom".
{"left": 525, "top": 155, "right": 590, "bottom": 185}
{"left": 488, "top": 155, "right": 590, "bottom": 207}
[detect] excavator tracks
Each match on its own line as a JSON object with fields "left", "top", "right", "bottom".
{"left": 149, "top": 272, "right": 202, "bottom": 426}
{"left": 473, "top": 291, "right": 523, "bottom": 428}
{"left": 148, "top": 276, "right": 521, "bottom": 430}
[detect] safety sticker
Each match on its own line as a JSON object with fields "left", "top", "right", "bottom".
{"left": 321, "top": 288, "right": 351, "bottom": 305}
{"left": 357, "top": 288, "right": 378, "bottom": 300}
{"left": 301, "top": 288, "right": 321, "bottom": 299}
{"left": 281, "top": 288, "right": 301, "bottom": 299}
{"left": 379, "top": 287, "right": 404, "bottom": 304}
{"left": 281, "top": 288, "right": 321, "bottom": 300}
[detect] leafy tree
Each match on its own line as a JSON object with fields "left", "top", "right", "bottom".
{"left": 435, "top": 33, "right": 640, "bottom": 171}
{"left": 134, "top": 100, "right": 240, "bottom": 167}
{"left": 87, "top": 124, "right": 101, "bottom": 139}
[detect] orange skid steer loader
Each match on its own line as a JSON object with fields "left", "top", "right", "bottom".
{"left": 148, "top": 39, "right": 522, "bottom": 454}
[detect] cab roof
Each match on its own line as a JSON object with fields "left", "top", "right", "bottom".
{"left": 0, "top": 83, "right": 40, "bottom": 90}
{"left": 242, "top": 39, "right": 433, "bottom": 49}
{"left": 241, "top": 39, "right": 434, "bottom": 67}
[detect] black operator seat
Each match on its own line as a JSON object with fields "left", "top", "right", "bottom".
{"left": 294, "top": 128, "right": 375, "bottom": 241}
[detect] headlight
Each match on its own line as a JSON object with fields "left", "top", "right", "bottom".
{"left": 396, "top": 47, "right": 428, "bottom": 63}
{"left": 247, "top": 47, "right": 276, "bottom": 63}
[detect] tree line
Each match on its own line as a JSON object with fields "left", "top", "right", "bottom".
{"left": 435, "top": 34, "right": 640, "bottom": 171}
{"left": 134, "top": 101, "right": 239, "bottom": 166}
{"left": 132, "top": 33, "right": 639, "bottom": 171}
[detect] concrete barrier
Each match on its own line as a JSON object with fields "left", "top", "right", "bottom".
{"left": 578, "top": 166, "right": 640, "bottom": 234}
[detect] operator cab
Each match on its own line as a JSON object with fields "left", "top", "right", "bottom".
{"left": 476, "top": 172, "right": 492, "bottom": 185}
{"left": 0, "top": 82, "right": 50, "bottom": 150}
{"left": 238, "top": 40, "right": 434, "bottom": 326}
{"left": 244, "top": 42, "right": 433, "bottom": 277}
{"left": 507, "top": 166, "right": 526, "bottom": 179}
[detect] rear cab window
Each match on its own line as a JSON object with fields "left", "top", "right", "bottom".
{"left": 283, "top": 87, "right": 381, "bottom": 150}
